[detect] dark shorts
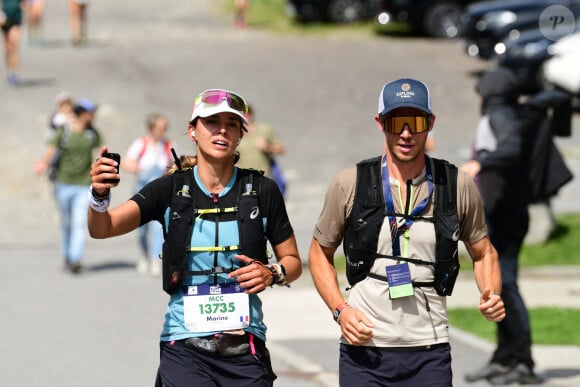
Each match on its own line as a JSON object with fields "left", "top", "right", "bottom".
{"left": 2, "top": 2, "right": 23, "bottom": 32}
{"left": 155, "top": 337, "right": 276, "bottom": 387}
{"left": 339, "top": 343, "right": 452, "bottom": 387}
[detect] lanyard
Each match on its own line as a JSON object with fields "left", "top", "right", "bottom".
{"left": 381, "top": 155, "right": 433, "bottom": 256}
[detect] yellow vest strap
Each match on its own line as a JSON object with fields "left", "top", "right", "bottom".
{"left": 189, "top": 245, "right": 240, "bottom": 252}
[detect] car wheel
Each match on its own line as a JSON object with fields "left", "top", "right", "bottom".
{"left": 422, "top": 1, "right": 463, "bottom": 38}
{"left": 327, "top": 0, "right": 367, "bottom": 23}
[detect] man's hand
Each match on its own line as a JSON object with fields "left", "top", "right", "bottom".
{"left": 338, "top": 307, "right": 375, "bottom": 345}
{"left": 478, "top": 288, "right": 505, "bottom": 322}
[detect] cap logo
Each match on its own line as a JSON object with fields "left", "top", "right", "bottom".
{"left": 396, "top": 83, "right": 415, "bottom": 99}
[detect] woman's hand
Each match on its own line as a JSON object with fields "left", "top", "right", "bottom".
{"left": 228, "top": 255, "right": 274, "bottom": 294}
{"left": 90, "top": 146, "right": 120, "bottom": 194}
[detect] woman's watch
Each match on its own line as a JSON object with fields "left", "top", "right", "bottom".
{"left": 267, "top": 263, "right": 287, "bottom": 286}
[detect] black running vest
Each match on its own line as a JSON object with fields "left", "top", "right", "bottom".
{"left": 161, "top": 168, "right": 267, "bottom": 295}
{"left": 343, "top": 156, "right": 460, "bottom": 296}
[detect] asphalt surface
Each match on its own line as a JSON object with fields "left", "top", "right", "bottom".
{"left": 1, "top": 0, "right": 579, "bottom": 386}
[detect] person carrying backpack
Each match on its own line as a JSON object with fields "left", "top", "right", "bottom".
{"left": 87, "top": 88, "right": 302, "bottom": 386}
{"left": 122, "top": 113, "right": 175, "bottom": 277}
{"left": 34, "top": 103, "right": 102, "bottom": 274}
{"left": 309, "top": 78, "right": 504, "bottom": 386}
{"left": 461, "top": 67, "right": 543, "bottom": 385}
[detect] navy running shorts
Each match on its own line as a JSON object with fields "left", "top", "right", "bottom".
{"left": 339, "top": 342, "right": 452, "bottom": 386}
{"left": 155, "top": 339, "right": 276, "bottom": 387}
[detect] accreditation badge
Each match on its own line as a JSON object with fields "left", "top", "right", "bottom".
{"left": 183, "top": 283, "right": 250, "bottom": 333}
{"left": 386, "top": 263, "right": 414, "bottom": 299}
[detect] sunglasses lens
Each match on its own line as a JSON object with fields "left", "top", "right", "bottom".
{"left": 386, "top": 116, "right": 429, "bottom": 134}
{"left": 199, "top": 90, "right": 247, "bottom": 113}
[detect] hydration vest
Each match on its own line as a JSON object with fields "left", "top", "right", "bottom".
{"left": 161, "top": 167, "right": 267, "bottom": 295}
{"left": 343, "top": 156, "right": 460, "bottom": 296}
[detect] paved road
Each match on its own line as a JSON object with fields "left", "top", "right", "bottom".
{"left": 1, "top": 0, "right": 579, "bottom": 386}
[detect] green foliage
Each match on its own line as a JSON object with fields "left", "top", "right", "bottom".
{"left": 460, "top": 213, "right": 580, "bottom": 269}
{"left": 448, "top": 307, "right": 580, "bottom": 346}
{"left": 217, "top": 0, "right": 407, "bottom": 36}
{"left": 520, "top": 214, "right": 580, "bottom": 266}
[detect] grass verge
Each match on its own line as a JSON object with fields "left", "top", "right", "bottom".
{"left": 448, "top": 307, "right": 580, "bottom": 346}
{"left": 218, "top": 0, "right": 412, "bottom": 37}
{"left": 459, "top": 213, "right": 580, "bottom": 268}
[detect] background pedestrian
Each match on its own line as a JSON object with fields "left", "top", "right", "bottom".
{"left": 121, "top": 112, "right": 174, "bottom": 277}
{"left": 69, "top": 0, "right": 89, "bottom": 45}
{"left": 1, "top": 0, "right": 24, "bottom": 85}
{"left": 34, "top": 103, "right": 102, "bottom": 274}
{"left": 49, "top": 91, "right": 75, "bottom": 131}
{"left": 24, "top": 0, "right": 45, "bottom": 45}
{"left": 461, "top": 68, "right": 541, "bottom": 385}
{"left": 236, "top": 103, "right": 287, "bottom": 196}
{"left": 234, "top": 0, "right": 248, "bottom": 28}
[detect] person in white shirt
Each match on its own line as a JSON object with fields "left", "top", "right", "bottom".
{"left": 122, "top": 113, "right": 174, "bottom": 277}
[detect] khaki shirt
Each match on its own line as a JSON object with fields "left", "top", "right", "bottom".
{"left": 313, "top": 158, "right": 487, "bottom": 347}
{"left": 236, "top": 123, "right": 281, "bottom": 178}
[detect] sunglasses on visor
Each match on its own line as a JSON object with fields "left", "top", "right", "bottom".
{"left": 195, "top": 89, "right": 248, "bottom": 114}
{"left": 383, "top": 115, "right": 431, "bottom": 134}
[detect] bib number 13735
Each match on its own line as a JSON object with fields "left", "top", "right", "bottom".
{"left": 183, "top": 283, "right": 250, "bottom": 333}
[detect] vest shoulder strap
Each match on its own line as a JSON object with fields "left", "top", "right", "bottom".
{"left": 161, "top": 168, "right": 195, "bottom": 294}
{"left": 355, "top": 156, "right": 384, "bottom": 207}
{"left": 432, "top": 157, "right": 458, "bottom": 214}
{"left": 431, "top": 157, "right": 460, "bottom": 296}
{"left": 236, "top": 168, "right": 268, "bottom": 264}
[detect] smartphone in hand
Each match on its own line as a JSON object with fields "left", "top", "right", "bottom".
{"left": 101, "top": 152, "right": 121, "bottom": 184}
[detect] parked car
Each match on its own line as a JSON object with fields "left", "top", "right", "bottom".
{"left": 287, "top": 0, "right": 382, "bottom": 23}
{"left": 494, "top": 28, "right": 556, "bottom": 94}
{"left": 459, "top": 0, "right": 578, "bottom": 60}
{"left": 375, "top": 0, "right": 479, "bottom": 38}
{"left": 490, "top": 13, "right": 578, "bottom": 94}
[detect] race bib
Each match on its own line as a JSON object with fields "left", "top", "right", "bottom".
{"left": 386, "top": 263, "right": 414, "bottom": 299}
{"left": 183, "top": 283, "right": 250, "bottom": 333}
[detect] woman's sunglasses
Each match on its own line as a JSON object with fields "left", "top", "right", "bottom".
{"left": 195, "top": 89, "right": 248, "bottom": 114}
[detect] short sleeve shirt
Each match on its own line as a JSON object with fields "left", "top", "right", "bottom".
{"left": 125, "top": 136, "right": 174, "bottom": 186}
{"left": 236, "top": 123, "right": 281, "bottom": 177}
{"left": 313, "top": 157, "right": 488, "bottom": 347}
{"left": 49, "top": 127, "right": 101, "bottom": 186}
{"left": 130, "top": 167, "right": 293, "bottom": 342}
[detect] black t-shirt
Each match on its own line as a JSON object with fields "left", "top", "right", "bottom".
{"left": 130, "top": 169, "right": 293, "bottom": 248}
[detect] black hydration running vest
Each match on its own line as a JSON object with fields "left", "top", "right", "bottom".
{"left": 161, "top": 167, "right": 267, "bottom": 295}
{"left": 343, "top": 156, "right": 460, "bottom": 296}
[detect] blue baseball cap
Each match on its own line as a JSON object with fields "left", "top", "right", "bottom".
{"left": 77, "top": 97, "right": 98, "bottom": 112}
{"left": 378, "top": 78, "right": 432, "bottom": 116}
